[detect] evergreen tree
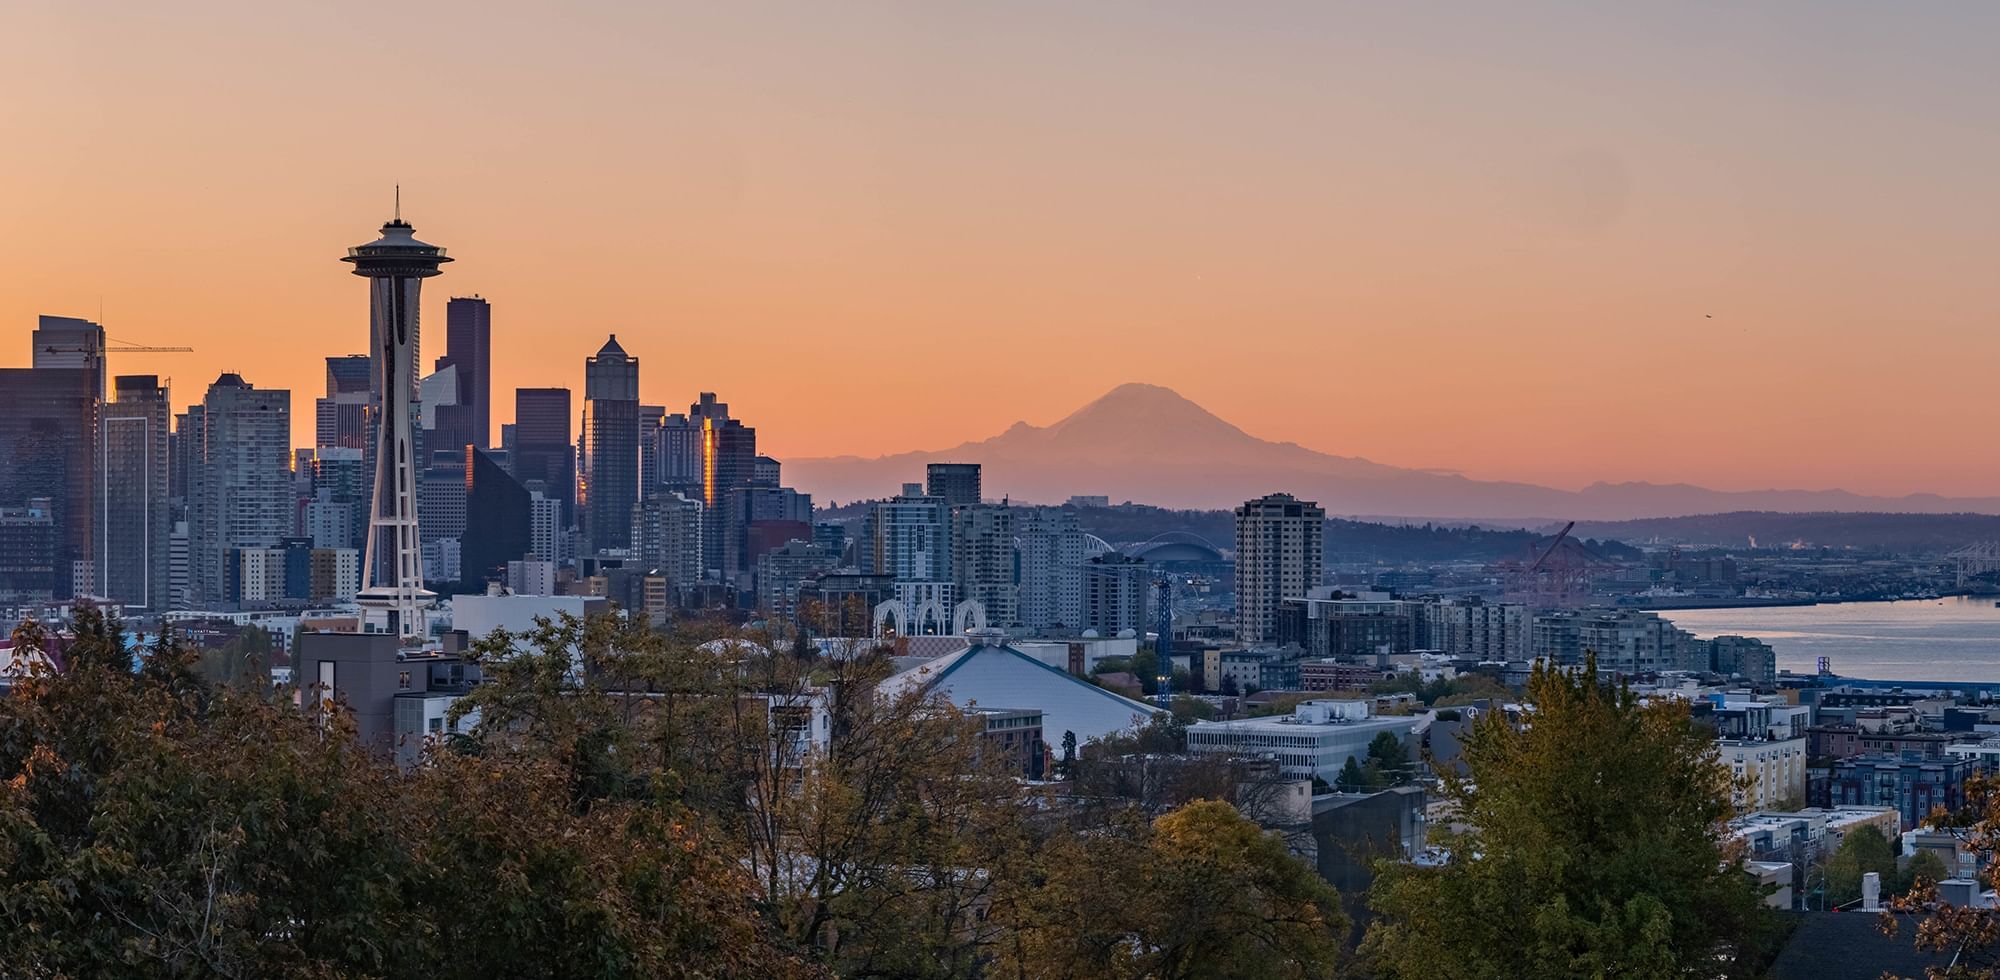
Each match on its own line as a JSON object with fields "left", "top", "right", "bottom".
{"left": 1825, "top": 824, "right": 1899, "bottom": 907}
{"left": 1364, "top": 655, "right": 1776, "bottom": 979}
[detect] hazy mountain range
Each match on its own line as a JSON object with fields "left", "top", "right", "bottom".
{"left": 787, "top": 383, "right": 2000, "bottom": 521}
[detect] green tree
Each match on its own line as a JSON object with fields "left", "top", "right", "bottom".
{"left": 993, "top": 800, "right": 1346, "bottom": 979}
{"left": 1059, "top": 729, "right": 1078, "bottom": 778}
{"left": 1131, "top": 647, "right": 1161, "bottom": 696}
{"left": 1899, "top": 848, "right": 1948, "bottom": 897}
{"left": 1825, "top": 824, "right": 1899, "bottom": 907}
{"left": 1365, "top": 730, "right": 1412, "bottom": 788}
{"left": 1337, "top": 755, "right": 1369, "bottom": 793}
{"left": 1364, "top": 655, "right": 1775, "bottom": 979}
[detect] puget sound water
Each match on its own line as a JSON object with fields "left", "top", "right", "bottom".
{"left": 1661, "top": 596, "right": 2000, "bottom": 683}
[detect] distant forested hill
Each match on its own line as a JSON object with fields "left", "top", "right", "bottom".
{"left": 1568, "top": 511, "right": 2000, "bottom": 553}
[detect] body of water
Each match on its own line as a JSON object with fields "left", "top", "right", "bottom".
{"left": 1661, "top": 596, "right": 2000, "bottom": 682}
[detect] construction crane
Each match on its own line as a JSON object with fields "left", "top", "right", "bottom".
{"left": 41, "top": 338, "right": 193, "bottom": 355}
{"left": 1527, "top": 520, "right": 1576, "bottom": 571}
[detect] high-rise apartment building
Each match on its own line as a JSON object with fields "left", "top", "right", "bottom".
{"left": 528, "top": 493, "right": 565, "bottom": 566}
{"left": 1016, "top": 506, "right": 1086, "bottom": 632}
{"left": 926, "top": 463, "right": 982, "bottom": 508}
{"left": 513, "top": 387, "right": 575, "bottom": 527}
{"left": 581, "top": 336, "right": 640, "bottom": 556}
{"left": 0, "top": 364, "right": 97, "bottom": 599}
{"left": 863, "top": 487, "right": 951, "bottom": 583}
{"left": 186, "top": 374, "right": 292, "bottom": 606}
{"left": 100, "top": 375, "right": 172, "bottom": 610}
{"left": 631, "top": 491, "right": 703, "bottom": 588}
{"left": 757, "top": 540, "right": 837, "bottom": 623}
{"left": 1233, "top": 493, "right": 1325, "bottom": 645}
{"left": 951, "top": 503, "right": 1017, "bottom": 627}
{"left": 437, "top": 296, "right": 492, "bottom": 450}
{"left": 1081, "top": 553, "right": 1151, "bottom": 636}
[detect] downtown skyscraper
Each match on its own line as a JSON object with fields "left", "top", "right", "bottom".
{"left": 512, "top": 387, "right": 574, "bottom": 525}
{"left": 182, "top": 374, "right": 291, "bottom": 606}
{"left": 581, "top": 336, "right": 640, "bottom": 556}
{"left": 437, "top": 295, "right": 492, "bottom": 450}
{"left": 0, "top": 355, "right": 96, "bottom": 600}
{"left": 100, "top": 375, "right": 172, "bottom": 610}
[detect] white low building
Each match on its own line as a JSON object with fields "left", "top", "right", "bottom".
{"left": 1186, "top": 700, "right": 1420, "bottom": 783}
{"left": 878, "top": 630, "right": 1161, "bottom": 745}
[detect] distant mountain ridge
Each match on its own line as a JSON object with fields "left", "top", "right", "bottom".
{"left": 787, "top": 383, "right": 2000, "bottom": 520}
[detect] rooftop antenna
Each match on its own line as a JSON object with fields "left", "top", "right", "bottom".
{"left": 394, "top": 184, "right": 401, "bottom": 223}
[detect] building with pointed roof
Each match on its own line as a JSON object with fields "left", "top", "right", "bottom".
{"left": 880, "top": 629, "right": 1162, "bottom": 745}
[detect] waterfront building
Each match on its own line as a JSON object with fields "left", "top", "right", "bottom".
{"left": 1234, "top": 493, "right": 1325, "bottom": 645}
{"left": 1710, "top": 635, "right": 1779, "bottom": 687}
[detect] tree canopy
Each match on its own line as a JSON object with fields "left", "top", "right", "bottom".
{"left": 1363, "top": 655, "right": 1776, "bottom": 979}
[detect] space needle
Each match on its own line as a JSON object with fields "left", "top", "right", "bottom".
{"left": 343, "top": 193, "right": 451, "bottom": 641}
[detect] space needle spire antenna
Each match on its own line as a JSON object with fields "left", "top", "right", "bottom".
{"left": 342, "top": 200, "right": 451, "bottom": 641}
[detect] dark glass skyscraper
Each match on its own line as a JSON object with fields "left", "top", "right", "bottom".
{"left": 0, "top": 366, "right": 95, "bottom": 599}
{"left": 460, "top": 447, "right": 531, "bottom": 591}
{"left": 581, "top": 335, "right": 640, "bottom": 556}
{"left": 316, "top": 354, "right": 371, "bottom": 451}
{"left": 513, "top": 387, "right": 574, "bottom": 527}
{"left": 926, "top": 463, "right": 982, "bottom": 508}
{"left": 437, "top": 295, "right": 492, "bottom": 449}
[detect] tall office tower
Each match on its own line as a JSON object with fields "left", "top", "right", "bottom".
{"left": 1081, "top": 554, "right": 1151, "bottom": 636}
{"left": 418, "top": 449, "right": 467, "bottom": 545}
{"left": 1233, "top": 493, "right": 1325, "bottom": 645}
{"left": 721, "top": 485, "right": 813, "bottom": 588}
{"left": 655, "top": 411, "right": 702, "bottom": 496}
{"left": 951, "top": 503, "right": 1018, "bottom": 627}
{"left": 307, "top": 447, "right": 368, "bottom": 549}
{"left": 0, "top": 499, "right": 58, "bottom": 600}
{"left": 631, "top": 491, "right": 703, "bottom": 588}
{"left": 753, "top": 455, "right": 781, "bottom": 488}
{"left": 420, "top": 363, "right": 476, "bottom": 458}
{"left": 437, "top": 295, "right": 492, "bottom": 449}
{"left": 31, "top": 315, "right": 107, "bottom": 402}
{"left": 581, "top": 335, "right": 640, "bottom": 556}
{"left": 1016, "top": 506, "right": 1086, "bottom": 631}
{"left": 100, "top": 375, "right": 172, "bottom": 610}
{"left": 926, "top": 463, "right": 982, "bottom": 508}
{"left": 527, "top": 493, "right": 565, "bottom": 565}
{"left": 315, "top": 355, "right": 372, "bottom": 451}
{"left": 0, "top": 363, "right": 96, "bottom": 599}
{"left": 187, "top": 374, "right": 291, "bottom": 606}
{"left": 344, "top": 209, "right": 450, "bottom": 639}
{"left": 460, "top": 448, "right": 531, "bottom": 591}
{"left": 513, "top": 387, "right": 575, "bottom": 527}
{"left": 638, "top": 405, "right": 664, "bottom": 489}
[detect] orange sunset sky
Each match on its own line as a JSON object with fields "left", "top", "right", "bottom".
{"left": 3, "top": 2, "right": 1997, "bottom": 496}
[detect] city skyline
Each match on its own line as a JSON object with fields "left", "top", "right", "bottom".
{"left": 5, "top": 2, "right": 2000, "bottom": 498}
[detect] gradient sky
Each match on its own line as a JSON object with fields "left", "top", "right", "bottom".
{"left": 4, "top": 2, "right": 1997, "bottom": 496}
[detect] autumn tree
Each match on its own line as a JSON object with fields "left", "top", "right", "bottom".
{"left": 992, "top": 799, "right": 1347, "bottom": 979}
{"left": 1364, "top": 656, "right": 1776, "bottom": 979}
